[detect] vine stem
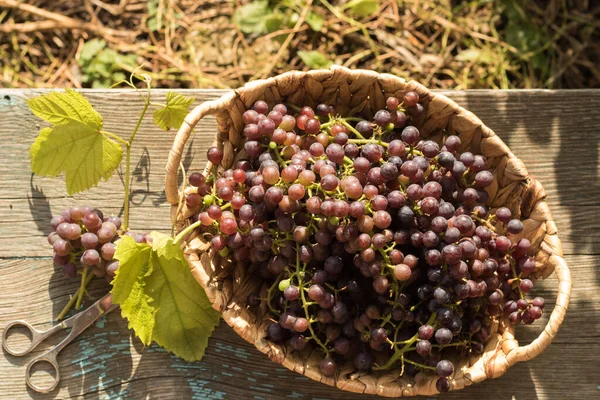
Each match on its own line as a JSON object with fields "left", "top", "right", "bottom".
{"left": 122, "top": 97, "right": 151, "bottom": 232}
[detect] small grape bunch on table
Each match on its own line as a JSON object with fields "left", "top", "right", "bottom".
{"left": 184, "top": 91, "right": 546, "bottom": 392}
{"left": 48, "top": 207, "right": 149, "bottom": 318}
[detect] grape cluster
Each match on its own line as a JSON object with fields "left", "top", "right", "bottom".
{"left": 48, "top": 206, "right": 123, "bottom": 281}
{"left": 186, "top": 94, "right": 545, "bottom": 392}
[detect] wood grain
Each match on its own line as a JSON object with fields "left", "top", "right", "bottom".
{"left": 0, "top": 89, "right": 598, "bottom": 399}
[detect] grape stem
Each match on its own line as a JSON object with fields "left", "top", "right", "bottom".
{"left": 347, "top": 138, "right": 389, "bottom": 148}
{"left": 338, "top": 119, "right": 366, "bottom": 140}
{"left": 75, "top": 267, "right": 90, "bottom": 310}
{"left": 472, "top": 215, "right": 497, "bottom": 231}
{"left": 296, "top": 243, "right": 330, "bottom": 356}
{"left": 56, "top": 271, "right": 95, "bottom": 320}
{"left": 374, "top": 313, "right": 436, "bottom": 371}
{"left": 510, "top": 258, "right": 525, "bottom": 300}
{"left": 403, "top": 358, "right": 436, "bottom": 371}
{"left": 173, "top": 220, "right": 202, "bottom": 245}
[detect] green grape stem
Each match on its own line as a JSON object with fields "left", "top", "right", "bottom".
{"left": 75, "top": 267, "right": 91, "bottom": 310}
{"left": 375, "top": 313, "right": 436, "bottom": 371}
{"left": 296, "top": 243, "right": 330, "bottom": 356}
{"left": 122, "top": 75, "right": 152, "bottom": 232}
{"left": 57, "top": 270, "right": 95, "bottom": 320}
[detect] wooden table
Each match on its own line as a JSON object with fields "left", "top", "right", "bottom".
{"left": 0, "top": 89, "right": 598, "bottom": 399}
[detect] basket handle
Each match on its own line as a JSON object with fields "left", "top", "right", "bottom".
{"left": 165, "top": 99, "right": 225, "bottom": 205}
{"left": 506, "top": 254, "right": 571, "bottom": 365}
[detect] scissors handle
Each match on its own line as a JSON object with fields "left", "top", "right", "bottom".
{"left": 3, "top": 320, "right": 64, "bottom": 357}
{"left": 25, "top": 350, "right": 60, "bottom": 393}
{"left": 3, "top": 294, "right": 118, "bottom": 393}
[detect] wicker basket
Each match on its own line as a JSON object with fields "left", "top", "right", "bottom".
{"left": 164, "top": 67, "right": 571, "bottom": 396}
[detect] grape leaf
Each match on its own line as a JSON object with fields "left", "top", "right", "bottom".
{"left": 112, "top": 233, "right": 221, "bottom": 361}
{"left": 297, "top": 51, "right": 332, "bottom": 69}
{"left": 153, "top": 92, "right": 195, "bottom": 131}
{"left": 26, "top": 89, "right": 103, "bottom": 129}
{"left": 30, "top": 123, "right": 123, "bottom": 195}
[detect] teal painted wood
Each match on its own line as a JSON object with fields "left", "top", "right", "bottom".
{"left": 0, "top": 89, "right": 599, "bottom": 399}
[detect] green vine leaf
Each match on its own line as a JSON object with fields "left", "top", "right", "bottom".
{"left": 153, "top": 92, "right": 195, "bottom": 131}
{"left": 112, "top": 233, "right": 221, "bottom": 361}
{"left": 27, "top": 88, "right": 103, "bottom": 129}
{"left": 28, "top": 90, "right": 123, "bottom": 195}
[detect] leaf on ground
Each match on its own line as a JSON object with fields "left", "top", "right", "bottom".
{"left": 233, "top": 0, "right": 272, "bottom": 34}
{"left": 344, "top": 0, "right": 379, "bottom": 18}
{"left": 112, "top": 232, "right": 221, "bottom": 361}
{"left": 26, "top": 89, "right": 103, "bottom": 129}
{"left": 80, "top": 39, "right": 107, "bottom": 63}
{"left": 306, "top": 12, "right": 324, "bottom": 31}
{"left": 297, "top": 50, "right": 332, "bottom": 69}
{"left": 153, "top": 92, "right": 195, "bottom": 131}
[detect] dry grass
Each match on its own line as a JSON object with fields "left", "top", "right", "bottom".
{"left": 0, "top": 0, "right": 598, "bottom": 89}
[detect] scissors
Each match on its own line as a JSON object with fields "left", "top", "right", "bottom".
{"left": 2, "top": 293, "right": 118, "bottom": 393}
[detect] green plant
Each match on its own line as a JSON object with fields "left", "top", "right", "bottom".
{"left": 78, "top": 39, "right": 137, "bottom": 88}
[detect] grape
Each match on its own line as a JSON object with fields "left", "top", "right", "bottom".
{"left": 81, "top": 232, "right": 99, "bottom": 249}
{"left": 63, "top": 263, "right": 77, "bottom": 278}
{"left": 435, "top": 328, "right": 453, "bottom": 344}
{"left": 82, "top": 249, "right": 100, "bottom": 266}
{"left": 207, "top": 147, "right": 224, "bottom": 164}
{"left": 507, "top": 219, "right": 524, "bottom": 234}
{"left": 326, "top": 143, "right": 345, "bottom": 164}
{"left": 101, "top": 243, "right": 116, "bottom": 260}
{"left": 418, "top": 325, "right": 434, "bottom": 340}
{"left": 53, "top": 253, "right": 69, "bottom": 266}
{"left": 293, "top": 318, "right": 309, "bottom": 333}
{"left": 374, "top": 110, "right": 391, "bottom": 126}
{"left": 402, "top": 91, "right": 419, "bottom": 107}
{"left": 97, "top": 227, "right": 115, "bottom": 244}
{"left": 401, "top": 126, "right": 419, "bottom": 145}
{"left": 436, "top": 359, "right": 454, "bottom": 378}
{"left": 354, "top": 352, "right": 373, "bottom": 371}
{"left": 475, "top": 170, "right": 493, "bottom": 187}
{"left": 320, "top": 358, "right": 336, "bottom": 377}
{"left": 81, "top": 212, "right": 102, "bottom": 231}
{"left": 53, "top": 239, "right": 71, "bottom": 256}
{"left": 495, "top": 207, "right": 512, "bottom": 223}
{"left": 436, "top": 377, "right": 450, "bottom": 393}
{"left": 284, "top": 285, "right": 300, "bottom": 301}
{"left": 520, "top": 279, "right": 534, "bottom": 292}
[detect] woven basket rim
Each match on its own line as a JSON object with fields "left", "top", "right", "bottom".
{"left": 164, "top": 66, "right": 571, "bottom": 396}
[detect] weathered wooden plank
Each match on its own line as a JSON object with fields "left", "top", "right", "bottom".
{"left": 0, "top": 255, "right": 597, "bottom": 399}
{"left": 0, "top": 89, "right": 599, "bottom": 399}
{"left": 0, "top": 89, "right": 599, "bottom": 256}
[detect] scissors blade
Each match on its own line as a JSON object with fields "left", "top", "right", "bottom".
{"left": 51, "top": 293, "right": 118, "bottom": 355}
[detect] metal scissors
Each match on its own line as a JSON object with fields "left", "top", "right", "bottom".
{"left": 2, "top": 293, "right": 118, "bottom": 393}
